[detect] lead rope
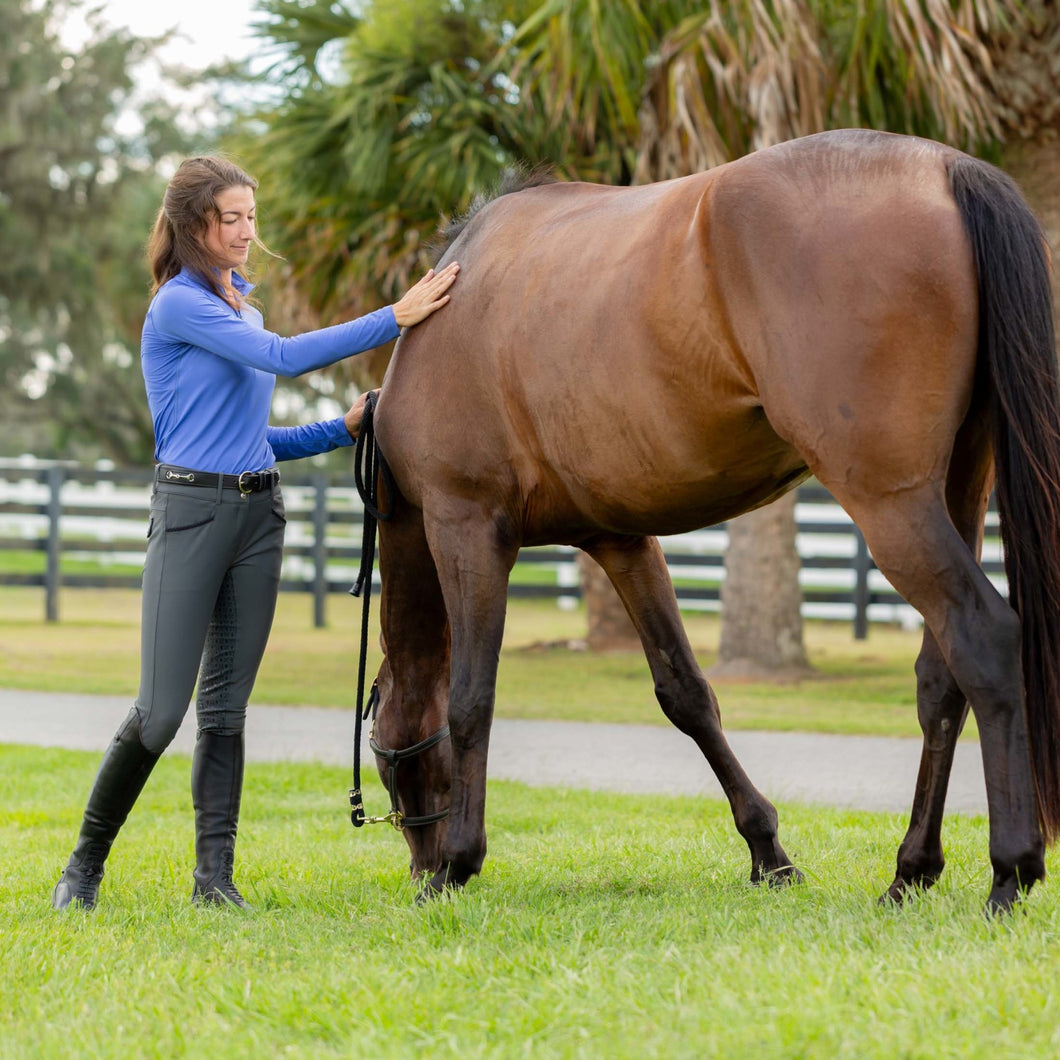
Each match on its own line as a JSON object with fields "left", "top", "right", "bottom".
{"left": 349, "top": 392, "right": 394, "bottom": 827}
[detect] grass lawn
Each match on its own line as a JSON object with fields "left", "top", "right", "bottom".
{"left": 0, "top": 587, "right": 932, "bottom": 738}
{"left": 3, "top": 744, "right": 1058, "bottom": 1059}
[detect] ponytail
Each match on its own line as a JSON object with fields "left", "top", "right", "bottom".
{"left": 147, "top": 206, "right": 182, "bottom": 295}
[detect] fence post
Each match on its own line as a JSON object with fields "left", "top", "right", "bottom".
{"left": 853, "top": 527, "right": 870, "bottom": 640}
{"left": 45, "top": 465, "right": 64, "bottom": 622}
{"left": 311, "top": 475, "right": 328, "bottom": 629}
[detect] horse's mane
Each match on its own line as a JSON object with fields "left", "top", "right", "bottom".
{"left": 432, "top": 164, "right": 557, "bottom": 262}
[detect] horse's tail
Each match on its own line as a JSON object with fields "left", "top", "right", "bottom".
{"left": 949, "top": 154, "right": 1060, "bottom": 843}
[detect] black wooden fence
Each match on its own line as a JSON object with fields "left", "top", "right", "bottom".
{"left": 0, "top": 459, "right": 1006, "bottom": 637}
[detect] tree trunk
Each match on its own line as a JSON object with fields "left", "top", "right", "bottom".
{"left": 1002, "top": 139, "right": 1060, "bottom": 331}
{"left": 576, "top": 551, "right": 642, "bottom": 652}
{"left": 988, "top": 0, "right": 1060, "bottom": 327}
{"left": 715, "top": 492, "right": 812, "bottom": 678}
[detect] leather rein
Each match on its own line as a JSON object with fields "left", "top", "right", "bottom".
{"left": 348, "top": 392, "right": 450, "bottom": 831}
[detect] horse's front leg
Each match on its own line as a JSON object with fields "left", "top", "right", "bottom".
{"left": 421, "top": 507, "right": 517, "bottom": 896}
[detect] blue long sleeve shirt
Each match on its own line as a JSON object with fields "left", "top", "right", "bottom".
{"left": 141, "top": 268, "right": 400, "bottom": 474}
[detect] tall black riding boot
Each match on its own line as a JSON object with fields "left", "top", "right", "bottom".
{"left": 52, "top": 711, "right": 161, "bottom": 911}
{"left": 191, "top": 731, "right": 249, "bottom": 908}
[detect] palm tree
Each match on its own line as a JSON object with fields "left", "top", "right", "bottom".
{"left": 233, "top": 0, "right": 556, "bottom": 396}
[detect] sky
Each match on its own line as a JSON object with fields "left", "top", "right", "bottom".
{"left": 75, "top": 0, "right": 262, "bottom": 69}
{"left": 54, "top": 0, "right": 276, "bottom": 138}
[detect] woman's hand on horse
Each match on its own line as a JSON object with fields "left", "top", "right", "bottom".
{"left": 392, "top": 262, "right": 460, "bottom": 328}
{"left": 344, "top": 389, "right": 380, "bottom": 440}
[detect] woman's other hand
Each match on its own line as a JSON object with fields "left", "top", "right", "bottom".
{"left": 392, "top": 262, "right": 460, "bottom": 328}
{"left": 344, "top": 388, "right": 381, "bottom": 440}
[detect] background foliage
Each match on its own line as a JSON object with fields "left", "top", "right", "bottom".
{"left": 0, "top": 0, "right": 203, "bottom": 461}
{"left": 4, "top": 0, "right": 1054, "bottom": 465}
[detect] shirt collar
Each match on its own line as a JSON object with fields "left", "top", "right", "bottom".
{"left": 231, "top": 271, "right": 254, "bottom": 295}
{"left": 177, "top": 266, "right": 255, "bottom": 295}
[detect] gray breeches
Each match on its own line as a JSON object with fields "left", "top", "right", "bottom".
{"left": 131, "top": 479, "right": 286, "bottom": 754}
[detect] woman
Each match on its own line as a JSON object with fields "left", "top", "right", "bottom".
{"left": 52, "top": 156, "right": 459, "bottom": 911}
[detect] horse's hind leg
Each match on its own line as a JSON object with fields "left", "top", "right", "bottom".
{"left": 846, "top": 490, "right": 1044, "bottom": 913}
{"left": 883, "top": 421, "right": 991, "bottom": 904}
{"left": 882, "top": 630, "right": 969, "bottom": 902}
{"left": 582, "top": 533, "right": 800, "bottom": 885}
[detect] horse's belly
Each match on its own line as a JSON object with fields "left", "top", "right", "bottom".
{"left": 519, "top": 424, "right": 808, "bottom": 543}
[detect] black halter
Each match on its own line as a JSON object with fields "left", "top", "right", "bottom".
{"left": 368, "top": 691, "right": 451, "bottom": 829}
{"left": 348, "top": 393, "right": 450, "bottom": 831}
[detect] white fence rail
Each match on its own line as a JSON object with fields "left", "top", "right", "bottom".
{"left": 0, "top": 457, "right": 1006, "bottom": 636}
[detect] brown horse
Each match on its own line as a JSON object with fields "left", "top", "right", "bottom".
{"left": 367, "top": 128, "right": 1060, "bottom": 913}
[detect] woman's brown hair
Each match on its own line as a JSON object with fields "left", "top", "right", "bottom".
{"left": 147, "top": 156, "right": 259, "bottom": 301}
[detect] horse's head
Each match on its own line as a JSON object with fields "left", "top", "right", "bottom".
{"left": 371, "top": 653, "right": 451, "bottom": 878}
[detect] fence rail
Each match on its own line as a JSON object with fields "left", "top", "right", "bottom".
{"left": 0, "top": 459, "right": 1006, "bottom": 637}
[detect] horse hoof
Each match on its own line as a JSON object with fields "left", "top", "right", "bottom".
{"left": 879, "top": 878, "right": 921, "bottom": 907}
{"left": 415, "top": 882, "right": 442, "bottom": 906}
{"left": 878, "top": 883, "right": 906, "bottom": 907}
{"left": 984, "top": 881, "right": 1025, "bottom": 918}
{"left": 985, "top": 862, "right": 1041, "bottom": 916}
{"left": 752, "top": 863, "right": 803, "bottom": 888}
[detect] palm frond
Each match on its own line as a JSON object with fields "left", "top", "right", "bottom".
{"left": 983, "top": 0, "right": 1060, "bottom": 140}
{"left": 636, "top": 0, "right": 828, "bottom": 181}
{"left": 511, "top": 0, "right": 688, "bottom": 180}
{"left": 249, "top": 0, "right": 363, "bottom": 85}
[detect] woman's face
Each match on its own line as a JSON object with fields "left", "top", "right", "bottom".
{"left": 202, "top": 184, "right": 256, "bottom": 273}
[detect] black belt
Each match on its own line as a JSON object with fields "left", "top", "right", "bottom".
{"left": 156, "top": 465, "right": 280, "bottom": 494}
